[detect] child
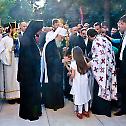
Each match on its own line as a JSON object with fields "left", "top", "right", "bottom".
{"left": 66, "top": 46, "right": 91, "bottom": 119}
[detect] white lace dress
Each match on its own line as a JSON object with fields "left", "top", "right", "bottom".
{"left": 70, "top": 60, "right": 91, "bottom": 105}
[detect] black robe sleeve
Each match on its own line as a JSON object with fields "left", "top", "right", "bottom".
{"left": 45, "top": 40, "right": 63, "bottom": 84}
{"left": 17, "top": 39, "right": 40, "bottom": 83}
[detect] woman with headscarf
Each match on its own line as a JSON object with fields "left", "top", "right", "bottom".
{"left": 17, "top": 20, "right": 43, "bottom": 121}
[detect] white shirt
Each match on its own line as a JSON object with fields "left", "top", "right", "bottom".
{"left": 119, "top": 31, "right": 126, "bottom": 60}
{"left": 84, "top": 38, "right": 88, "bottom": 46}
{"left": 21, "top": 31, "right": 24, "bottom": 36}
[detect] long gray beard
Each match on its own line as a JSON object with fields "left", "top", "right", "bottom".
{"left": 55, "top": 40, "right": 62, "bottom": 48}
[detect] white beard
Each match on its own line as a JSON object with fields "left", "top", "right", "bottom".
{"left": 55, "top": 40, "right": 62, "bottom": 48}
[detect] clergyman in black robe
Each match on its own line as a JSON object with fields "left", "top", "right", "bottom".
{"left": 41, "top": 27, "right": 67, "bottom": 111}
{"left": 17, "top": 20, "right": 43, "bottom": 121}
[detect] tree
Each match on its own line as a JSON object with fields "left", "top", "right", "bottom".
{"left": 104, "top": 0, "right": 110, "bottom": 27}
{"left": 110, "top": 0, "right": 126, "bottom": 27}
{"left": 9, "top": 0, "right": 34, "bottom": 22}
{"left": 0, "top": 0, "right": 126, "bottom": 27}
{"left": 42, "top": 0, "right": 81, "bottom": 26}
{"left": 0, "top": 0, "right": 42, "bottom": 24}
{"left": 42, "top": 0, "right": 126, "bottom": 27}
{"left": 0, "top": 0, "right": 16, "bottom": 24}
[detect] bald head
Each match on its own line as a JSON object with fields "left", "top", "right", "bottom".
{"left": 20, "top": 22, "right": 27, "bottom": 32}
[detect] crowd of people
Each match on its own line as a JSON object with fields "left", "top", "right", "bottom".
{"left": 0, "top": 14, "right": 126, "bottom": 121}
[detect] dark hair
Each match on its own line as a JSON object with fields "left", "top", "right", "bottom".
{"left": 94, "top": 22, "right": 101, "bottom": 28}
{"left": 119, "top": 14, "right": 126, "bottom": 23}
{"left": 72, "top": 46, "right": 88, "bottom": 75}
{"left": 6, "top": 26, "right": 11, "bottom": 33}
{"left": 87, "top": 28, "right": 98, "bottom": 37}
{"left": 77, "top": 24, "right": 83, "bottom": 29}
{"left": 111, "top": 25, "right": 118, "bottom": 29}
{"left": 52, "top": 19, "right": 59, "bottom": 26}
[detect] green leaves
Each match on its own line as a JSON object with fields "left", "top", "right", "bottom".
{"left": 0, "top": 0, "right": 126, "bottom": 26}
{"left": 0, "top": 0, "right": 16, "bottom": 23}
{"left": 10, "top": 0, "right": 34, "bottom": 22}
{"left": 0, "top": 0, "right": 16, "bottom": 14}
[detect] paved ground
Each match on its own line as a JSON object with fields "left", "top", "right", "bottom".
{"left": 0, "top": 99, "right": 126, "bottom": 126}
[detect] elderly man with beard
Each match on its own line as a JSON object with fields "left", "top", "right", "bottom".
{"left": 41, "top": 27, "right": 67, "bottom": 111}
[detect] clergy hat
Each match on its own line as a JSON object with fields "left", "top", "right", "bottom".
{"left": 54, "top": 27, "right": 67, "bottom": 37}
{"left": 47, "top": 27, "right": 67, "bottom": 43}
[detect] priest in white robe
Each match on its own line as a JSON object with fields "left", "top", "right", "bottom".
{"left": 0, "top": 25, "right": 20, "bottom": 104}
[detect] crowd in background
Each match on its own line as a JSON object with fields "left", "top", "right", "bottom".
{"left": 0, "top": 14, "right": 126, "bottom": 121}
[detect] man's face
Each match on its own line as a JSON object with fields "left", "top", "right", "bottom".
{"left": 101, "top": 25, "right": 108, "bottom": 34}
{"left": 83, "top": 24, "right": 89, "bottom": 30}
{"left": 57, "top": 34, "right": 65, "bottom": 42}
{"left": 80, "top": 29, "right": 87, "bottom": 39}
{"left": 71, "top": 27, "right": 78, "bottom": 35}
{"left": 20, "top": 22, "right": 27, "bottom": 32}
{"left": 94, "top": 25, "right": 101, "bottom": 34}
{"left": 10, "top": 28, "right": 14, "bottom": 37}
{"left": 53, "top": 22, "right": 60, "bottom": 30}
{"left": 118, "top": 20, "right": 126, "bottom": 33}
{"left": 55, "top": 34, "right": 65, "bottom": 48}
{"left": 111, "top": 28, "right": 117, "bottom": 35}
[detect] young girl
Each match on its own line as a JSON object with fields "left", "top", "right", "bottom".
{"left": 66, "top": 46, "right": 91, "bottom": 119}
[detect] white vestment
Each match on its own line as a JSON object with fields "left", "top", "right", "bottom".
{"left": 91, "top": 36, "right": 117, "bottom": 101}
{"left": 0, "top": 36, "right": 20, "bottom": 99}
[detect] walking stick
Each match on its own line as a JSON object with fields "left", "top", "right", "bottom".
{"left": 3, "top": 64, "right": 6, "bottom": 100}
{"left": 0, "top": 63, "right": 6, "bottom": 112}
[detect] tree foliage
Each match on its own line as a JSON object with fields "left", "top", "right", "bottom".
{"left": 0, "top": 0, "right": 126, "bottom": 27}
{"left": 9, "top": 0, "right": 34, "bottom": 22}
{"left": 0, "top": 0, "right": 16, "bottom": 23}
{"left": 43, "top": 0, "right": 126, "bottom": 27}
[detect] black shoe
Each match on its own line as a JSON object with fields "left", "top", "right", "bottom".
{"left": 29, "top": 116, "right": 39, "bottom": 121}
{"left": 19, "top": 115, "right": 28, "bottom": 120}
{"left": 8, "top": 100, "right": 16, "bottom": 104}
{"left": 19, "top": 114, "right": 39, "bottom": 121}
{"left": 68, "top": 98, "right": 73, "bottom": 102}
{"left": 53, "top": 108, "right": 57, "bottom": 111}
{"left": 65, "top": 95, "right": 73, "bottom": 102}
{"left": 114, "top": 110, "right": 126, "bottom": 116}
{"left": 38, "top": 112, "right": 42, "bottom": 116}
{"left": 15, "top": 98, "right": 20, "bottom": 104}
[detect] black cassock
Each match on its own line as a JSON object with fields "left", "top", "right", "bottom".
{"left": 42, "top": 39, "right": 64, "bottom": 110}
{"left": 17, "top": 20, "right": 43, "bottom": 121}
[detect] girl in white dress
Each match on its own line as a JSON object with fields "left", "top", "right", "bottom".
{"left": 66, "top": 46, "right": 91, "bottom": 119}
